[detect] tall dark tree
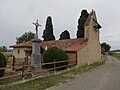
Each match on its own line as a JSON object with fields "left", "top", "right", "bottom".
{"left": 77, "top": 9, "right": 89, "bottom": 38}
{"left": 42, "top": 16, "right": 55, "bottom": 41}
{"left": 16, "top": 31, "right": 35, "bottom": 44}
{"left": 101, "top": 42, "right": 111, "bottom": 53}
{"left": 59, "top": 30, "right": 70, "bottom": 40}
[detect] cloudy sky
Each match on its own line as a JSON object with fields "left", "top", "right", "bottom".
{"left": 0, "top": 0, "right": 120, "bottom": 50}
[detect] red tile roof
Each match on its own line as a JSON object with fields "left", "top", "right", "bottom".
{"left": 10, "top": 38, "right": 87, "bottom": 52}
{"left": 10, "top": 41, "right": 32, "bottom": 48}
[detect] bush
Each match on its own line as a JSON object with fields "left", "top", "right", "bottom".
{"left": 0, "top": 53, "right": 7, "bottom": 77}
{"left": 108, "top": 52, "right": 113, "bottom": 55}
{"left": 101, "top": 47, "right": 105, "bottom": 55}
{"left": 43, "top": 46, "right": 68, "bottom": 69}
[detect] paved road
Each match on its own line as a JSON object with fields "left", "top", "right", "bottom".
{"left": 46, "top": 56, "right": 120, "bottom": 90}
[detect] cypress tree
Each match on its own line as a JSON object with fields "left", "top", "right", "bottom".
{"left": 77, "top": 9, "right": 89, "bottom": 38}
{"left": 59, "top": 30, "right": 70, "bottom": 40}
{"left": 42, "top": 16, "right": 55, "bottom": 41}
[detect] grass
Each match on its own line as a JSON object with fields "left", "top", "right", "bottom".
{"left": 108, "top": 52, "right": 120, "bottom": 60}
{"left": 0, "top": 60, "right": 105, "bottom": 90}
{"left": 0, "top": 76, "right": 22, "bottom": 85}
{"left": 68, "top": 61, "right": 105, "bottom": 75}
{"left": 0, "top": 71, "right": 22, "bottom": 85}
{"left": 0, "top": 74, "right": 72, "bottom": 90}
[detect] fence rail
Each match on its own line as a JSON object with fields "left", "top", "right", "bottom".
{"left": 0, "top": 60, "right": 75, "bottom": 80}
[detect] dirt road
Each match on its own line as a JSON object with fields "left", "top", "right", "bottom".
{"left": 46, "top": 56, "right": 120, "bottom": 90}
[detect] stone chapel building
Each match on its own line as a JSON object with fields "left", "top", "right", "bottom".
{"left": 10, "top": 10, "right": 102, "bottom": 66}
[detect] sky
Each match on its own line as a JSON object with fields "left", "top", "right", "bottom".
{"left": 0, "top": 0, "right": 120, "bottom": 50}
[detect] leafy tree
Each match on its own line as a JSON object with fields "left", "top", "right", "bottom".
{"left": 101, "top": 42, "right": 111, "bottom": 53}
{"left": 42, "top": 16, "right": 55, "bottom": 41}
{"left": 16, "top": 31, "right": 35, "bottom": 44}
{"left": 0, "top": 46, "right": 7, "bottom": 52}
{"left": 43, "top": 46, "right": 68, "bottom": 68}
{"left": 77, "top": 9, "right": 89, "bottom": 38}
{"left": 59, "top": 30, "right": 71, "bottom": 40}
{"left": 0, "top": 52, "right": 7, "bottom": 77}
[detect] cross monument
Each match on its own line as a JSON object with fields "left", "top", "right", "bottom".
{"left": 31, "top": 20, "right": 42, "bottom": 72}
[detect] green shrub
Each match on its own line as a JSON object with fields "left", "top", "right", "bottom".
{"left": 108, "top": 52, "right": 113, "bottom": 55}
{"left": 43, "top": 46, "right": 68, "bottom": 69}
{"left": 0, "top": 53, "right": 7, "bottom": 77}
{"left": 101, "top": 47, "right": 105, "bottom": 55}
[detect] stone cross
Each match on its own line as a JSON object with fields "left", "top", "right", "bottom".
{"left": 33, "top": 20, "right": 41, "bottom": 38}
{"left": 31, "top": 19, "right": 42, "bottom": 73}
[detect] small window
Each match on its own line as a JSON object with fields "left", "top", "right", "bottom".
{"left": 18, "top": 49, "right": 20, "bottom": 54}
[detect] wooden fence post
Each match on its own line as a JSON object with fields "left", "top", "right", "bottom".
{"left": 22, "top": 62, "right": 25, "bottom": 80}
{"left": 54, "top": 59, "right": 56, "bottom": 75}
{"left": 12, "top": 56, "right": 15, "bottom": 70}
{"left": 67, "top": 64, "right": 70, "bottom": 71}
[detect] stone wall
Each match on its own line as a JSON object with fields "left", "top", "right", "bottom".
{"left": 77, "top": 46, "right": 88, "bottom": 65}
{"left": 84, "top": 15, "right": 101, "bottom": 64}
{"left": 67, "top": 52, "right": 77, "bottom": 65}
{"left": 77, "top": 10, "right": 102, "bottom": 66}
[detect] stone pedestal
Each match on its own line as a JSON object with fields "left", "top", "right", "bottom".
{"left": 31, "top": 38, "right": 42, "bottom": 71}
